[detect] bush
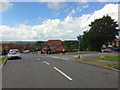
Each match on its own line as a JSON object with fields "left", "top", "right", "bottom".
{"left": 2, "top": 49, "right": 7, "bottom": 55}
{"left": 112, "top": 45, "right": 117, "bottom": 48}
{"left": 20, "top": 51, "right": 23, "bottom": 53}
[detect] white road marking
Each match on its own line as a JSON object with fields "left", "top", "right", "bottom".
{"left": 37, "top": 59, "right": 40, "bottom": 60}
{"left": 43, "top": 61, "right": 50, "bottom": 65}
{"left": 62, "top": 58, "right": 69, "bottom": 60}
{"left": 54, "top": 67, "right": 72, "bottom": 81}
{"left": 74, "top": 56, "right": 78, "bottom": 57}
{"left": 50, "top": 56, "right": 69, "bottom": 60}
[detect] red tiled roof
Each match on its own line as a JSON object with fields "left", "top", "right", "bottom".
{"left": 42, "top": 40, "right": 65, "bottom": 53}
{"left": 46, "top": 40, "right": 63, "bottom": 45}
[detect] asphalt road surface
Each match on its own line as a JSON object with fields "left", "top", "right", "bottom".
{"left": 2, "top": 54, "right": 118, "bottom": 88}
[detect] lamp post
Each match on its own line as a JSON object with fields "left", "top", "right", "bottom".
{"left": 77, "top": 35, "right": 82, "bottom": 58}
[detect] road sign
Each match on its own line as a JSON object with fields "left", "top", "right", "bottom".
{"left": 77, "top": 35, "right": 82, "bottom": 40}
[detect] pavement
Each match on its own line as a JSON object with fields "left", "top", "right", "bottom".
{"left": 2, "top": 53, "right": 119, "bottom": 88}
{"left": 48, "top": 52, "right": 118, "bottom": 61}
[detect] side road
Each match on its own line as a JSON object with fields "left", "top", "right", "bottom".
{"left": 46, "top": 52, "right": 118, "bottom": 61}
{"left": 45, "top": 52, "right": 119, "bottom": 71}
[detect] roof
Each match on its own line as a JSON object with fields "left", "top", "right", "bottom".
{"left": 46, "top": 40, "right": 63, "bottom": 45}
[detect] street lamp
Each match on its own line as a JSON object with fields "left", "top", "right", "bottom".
{"left": 77, "top": 35, "right": 82, "bottom": 58}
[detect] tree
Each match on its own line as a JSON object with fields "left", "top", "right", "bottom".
{"left": 81, "top": 15, "right": 118, "bottom": 51}
{"left": 35, "top": 41, "right": 44, "bottom": 51}
{"left": 63, "top": 41, "right": 78, "bottom": 51}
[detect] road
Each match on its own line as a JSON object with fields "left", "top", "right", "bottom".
{"left": 2, "top": 54, "right": 118, "bottom": 88}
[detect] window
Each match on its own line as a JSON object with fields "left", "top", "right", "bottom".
{"left": 50, "top": 45, "right": 52, "bottom": 47}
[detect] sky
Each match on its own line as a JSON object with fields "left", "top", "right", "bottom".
{"left": 0, "top": 0, "right": 119, "bottom": 41}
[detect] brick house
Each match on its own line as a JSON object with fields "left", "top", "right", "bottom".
{"left": 42, "top": 40, "right": 65, "bottom": 53}
{"left": 108, "top": 38, "right": 120, "bottom": 47}
{"left": 1, "top": 43, "right": 36, "bottom": 52}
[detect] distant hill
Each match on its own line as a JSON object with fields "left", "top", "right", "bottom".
{"left": 1, "top": 41, "right": 37, "bottom": 44}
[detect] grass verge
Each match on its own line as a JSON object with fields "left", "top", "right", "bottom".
{"left": 30, "top": 53, "right": 38, "bottom": 55}
{"left": 94, "top": 56, "right": 119, "bottom": 62}
{"left": 74, "top": 58, "right": 119, "bottom": 69}
{"left": 66, "top": 51, "right": 97, "bottom": 54}
{"left": 0, "top": 56, "right": 8, "bottom": 64}
{"left": 30, "top": 53, "right": 47, "bottom": 56}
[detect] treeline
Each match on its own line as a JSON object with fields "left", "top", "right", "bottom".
{"left": 80, "top": 15, "right": 119, "bottom": 51}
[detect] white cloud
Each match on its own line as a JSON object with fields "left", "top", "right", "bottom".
{"left": 36, "top": 17, "right": 43, "bottom": 22}
{"left": 98, "top": 0, "right": 108, "bottom": 2}
{"left": 0, "top": 0, "right": 13, "bottom": 12}
{"left": 76, "top": 7, "right": 82, "bottom": 11}
{"left": 79, "top": 0, "right": 87, "bottom": 3}
{"left": 64, "top": 8, "right": 69, "bottom": 12}
{"left": 69, "top": 9, "right": 76, "bottom": 16}
{"left": 0, "top": 3, "right": 118, "bottom": 41}
{"left": 36, "top": 17, "right": 48, "bottom": 23}
{"left": 47, "top": 2, "right": 66, "bottom": 10}
{"left": 24, "top": 19, "right": 31, "bottom": 24}
{"left": 56, "top": 12, "right": 60, "bottom": 16}
{"left": 83, "top": 4, "right": 89, "bottom": 8}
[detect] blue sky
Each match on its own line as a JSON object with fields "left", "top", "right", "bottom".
{"left": 0, "top": 1, "right": 118, "bottom": 41}
{"left": 2, "top": 2, "right": 117, "bottom": 27}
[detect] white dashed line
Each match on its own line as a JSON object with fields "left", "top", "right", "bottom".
{"left": 54, "top": 67, "right": 72, "bottom": 81}
{"left": 37, "top": 59, "right": 41, "bottom": 60}
{"left": 43, "top": 61, "right": 50, "bottom": 65}
{"left": 50, "top": 56, "right": 69, "bottom": 60}
{"left": 61, "top": 58, "right": 69, "bottom": 60}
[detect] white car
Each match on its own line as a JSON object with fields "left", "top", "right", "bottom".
{"left": 24, "top": 50, "right": 30, "bottom": 53}
{"left": 8, "top": 49, "right": 21, "bottom": 59}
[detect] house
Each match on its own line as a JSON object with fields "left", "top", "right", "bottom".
{"left": 108, "top": 38, "right": 120, "bottom": 47}
{"left": 42, "top": 40, "right": 65, "bottom": 53}
{"left": 1, "top": 43, "right": 36, "bottom": 52}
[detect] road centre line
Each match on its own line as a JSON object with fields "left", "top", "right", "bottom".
{"left": 43, "top": 61, "right": 50, "bottom": 65}
{"left": 53, "top": 67, "right": 72, "bottom": 81}
{"left": 50, "top": 56, "right": 69, "bottom": 60}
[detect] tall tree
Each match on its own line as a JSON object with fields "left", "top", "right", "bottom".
{"left": 35, "top": 41, "right": 44, "bottom": 51}
{"left": 81, "top": 15, "right": 118, "bottom": 51}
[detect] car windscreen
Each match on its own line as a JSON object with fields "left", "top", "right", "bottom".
{"left": 10, "top": 50, "right": 19, "bottom": 53}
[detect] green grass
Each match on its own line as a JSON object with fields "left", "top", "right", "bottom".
{"left": 0, "top": 56, "right": 8, "bottom": 64}
{"left": 74, "top": 58, "right": 119, "bottom": 68}
{"left": 94, "top": 56, "right": 119, "bottom": 62}
{"left": 66, "top": 51, "right": 97, "bottom": 54}
{"left": 51, "top": 53, "right": 62, "bottom": 55}
{"left": 30, "top": 53, "right": 47, "bottom": 56}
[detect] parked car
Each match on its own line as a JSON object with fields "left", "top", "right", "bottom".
{"left": 111, "top": 48, "right": 120, "bottom": 51}
{"left": 23, "top": 50, "right": 30, "bottom": 53}
{"left": 101, "top": 48, "right": 112, "bottom": 52}
{"left": 8, "top": 49, "right": 21, "bottom": 59}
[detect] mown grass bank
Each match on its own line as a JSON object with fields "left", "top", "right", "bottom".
{"left": 74, "top": 58, "right": 119, "bottom": 69}
{"left": 94, "top": 56, "right": 119, "bottom": 62}
{"left": 0, "top": 56, "right": 8, "bottom": 64}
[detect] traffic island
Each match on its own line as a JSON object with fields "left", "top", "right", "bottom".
{"left": 73, "top": 58, "right": 120, "bottom": 72}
